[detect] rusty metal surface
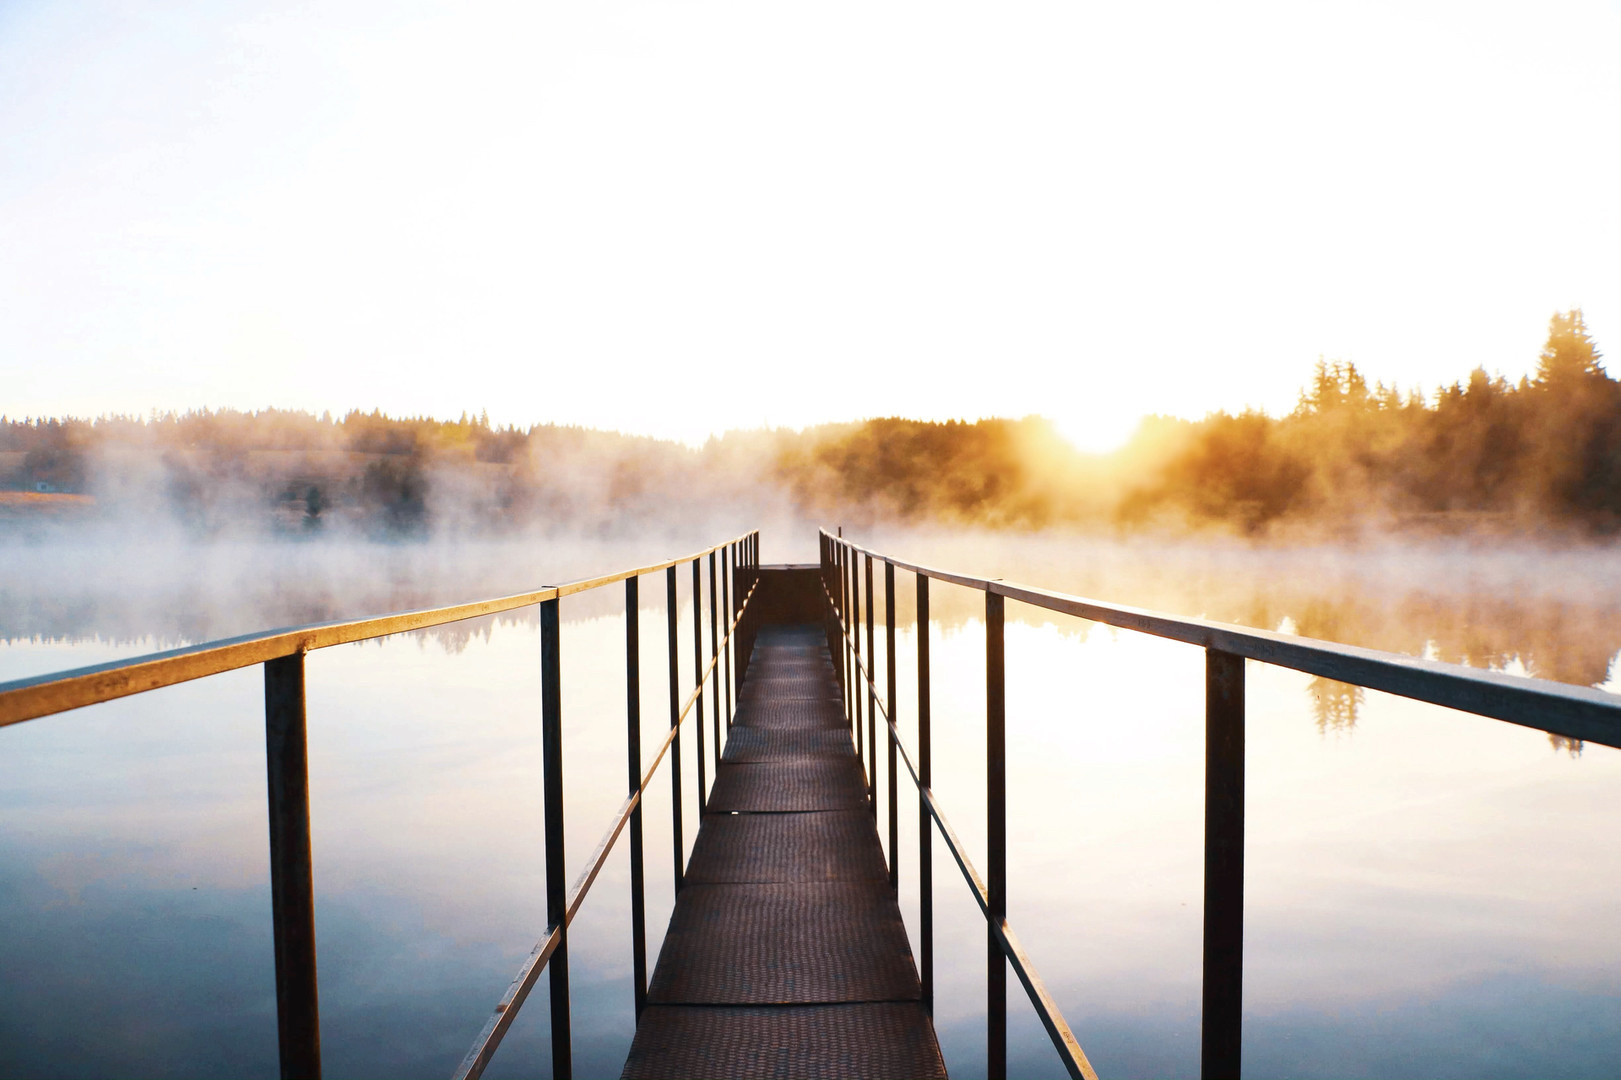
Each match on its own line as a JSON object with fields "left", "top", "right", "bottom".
{"left": 622, "top": 1004, "right": 946, "bottom": 1080}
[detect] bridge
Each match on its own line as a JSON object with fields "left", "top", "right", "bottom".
{"left": 3, "top": 529, "right": 1619, "bottom": 1079}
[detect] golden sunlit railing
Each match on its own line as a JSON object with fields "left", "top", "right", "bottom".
{"left": 0, "top": 531, "right": 762, "bottom": 1080}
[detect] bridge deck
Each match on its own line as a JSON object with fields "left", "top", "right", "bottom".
{"left": 621, "top": 624, "right": 947, "bottom": 1079}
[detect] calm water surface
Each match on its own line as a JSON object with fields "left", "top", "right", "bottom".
{"left": 2, "top": 533, "right": 1618, "bottom": 1078}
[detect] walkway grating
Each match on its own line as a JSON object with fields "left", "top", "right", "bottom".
{"left": 620, "top": 624, "right": 946, "bottom": 1079}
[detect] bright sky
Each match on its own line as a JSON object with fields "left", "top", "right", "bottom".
{"left": 2, "top": 1, "right": 1617, "bottom": 450}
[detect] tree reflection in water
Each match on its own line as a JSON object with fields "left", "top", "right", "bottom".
{"left": 4, "top": 531, "right": 1620, "bottom": 756}
{"left": 1307, "top": 676, "right": 1365, "bottom": 734}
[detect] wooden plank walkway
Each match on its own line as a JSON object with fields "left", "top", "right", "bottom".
{"left": 621, "top": 624, "right": 947, "bottom": 1079}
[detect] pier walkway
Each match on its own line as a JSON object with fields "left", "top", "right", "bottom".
{"left": 621, "top": 623, "right": 946, "bottom": 1079}
{"left": 7, "top": 529, "right": 1617, "bottom": 1080}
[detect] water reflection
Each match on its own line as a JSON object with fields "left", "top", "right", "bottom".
{"left": 893, "top": 619, "right": 1621, "bottom": 1080}
{"left": 0, "top": 535, "right": 715, "bottom": 650}
{"left": 1549, "top": 734, "right": 1586, "bottom": 757}
{"left": 1306, "top": 676, "right": 1364, "bottom": 734}
{"left": 0, "top": 607, "right": 703, "bottom": 1079}
{"left": 7, "top": 535, "right": 1621, "bottom": 708}
{"left": 4, "top": 533, "right": 1620, "bottom": 1078}
{"left": 854, "top": 531, "right": 1621, "bottom": 698}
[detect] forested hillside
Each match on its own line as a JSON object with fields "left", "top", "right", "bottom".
{"left": 775, "top": 310, "right": 1621, "bottom": 536}
{"left": 4, "top": 311, "right": 1614, "bottom": 538}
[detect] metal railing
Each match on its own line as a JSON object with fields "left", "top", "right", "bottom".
{"left": 0, "top": 530, "right": 762, "bottom": 1080}
{"left": 819, "top": 529, "right": 1621, "bottom": 1080}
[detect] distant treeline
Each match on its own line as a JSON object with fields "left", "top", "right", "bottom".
{"left": 1114, "top": 310, "right": 1620, "bottom": 534}
{"left": 0, "top": 408, "right": 718, "bottom": 537}
{"left": 774, "top": 309, "right": 1621, "bottom": 535}
{"left": 3, "top": 310, "right": 1614, "bottom": 537}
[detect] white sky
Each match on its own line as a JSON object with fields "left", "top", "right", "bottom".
{"left": 2, "top": 0, "right": 1617, "bottom": 450}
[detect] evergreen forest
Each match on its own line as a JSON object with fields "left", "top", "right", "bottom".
{"left": 3, "top": 311, "right": 1615, "bottom": 539}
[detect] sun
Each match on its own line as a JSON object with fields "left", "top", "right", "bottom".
{"left": 1051, "top": 409, "right": 1142, "bottom": 455}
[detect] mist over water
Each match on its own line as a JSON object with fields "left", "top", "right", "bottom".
{"left": 3, "top": 525, "right": 1619, "bottom": 1079}
{"left": 859, "top": 528, "right": 1621, "bottom": 690}
{"left": 11, "top": 525, "right": 1618, "bottom": 698}
{"left": 3, "top": 3, "right": 1616, "bottom": 1070}
{"left": 0, "top": 524, "right": 782, "bottom": 667}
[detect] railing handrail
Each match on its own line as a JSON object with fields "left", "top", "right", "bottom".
{"left": 0, "top": 528, "right": 763, "bottom": 1080}
{"left": 818, "top": 528, "right": 1621, "bottom": 1080}
{"left": 822, "top": 576, "right": 1099, "bottom": 1080}
{"left": 820, "top": 530, "right": 1621, "bottom": 750}
{"left": 0, "top": 532, "right": 755, "bottom": 729}
{"left": 451, "top": 570, "right": 762, "bottom": 1080}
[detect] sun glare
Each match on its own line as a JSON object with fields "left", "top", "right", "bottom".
{"left": 1053, "top": 410, "right": 1142, "bottom": 455}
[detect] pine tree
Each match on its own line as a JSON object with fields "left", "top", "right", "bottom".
{"left": 1534, "top": 309, "right": 1604, "bottom": 388}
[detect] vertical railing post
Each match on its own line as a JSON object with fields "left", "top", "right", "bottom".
{"left": 819, "top": 537, "right": 826, "bottom": 642}
{"left": 264, "top": 652, "right": 321, "bottom": 1080}
{"left": 709, "top": 550, "right": 720, "bottom": 769}
{"left": 692, "top": 558, "right": 706, "bottom": 815}
{"left": 540, "top": 596, "right": 572, "bottom": 1080}
{"left": 823, "top": 536, "right": 834, "bottom": 662}
{"left": 885, "top": 559, "right": 898, "bottom": 893}
{"left": 666, "top": 566, "right": 683, "bottom": 894}
{"left": 753, "top": 532, "right": 760, "bottom": 660}
{"left": 865, "top": 554, "right": 876, "bottom": 812}
{"left": 732, "top": 547, "right": 740, "bottom": 670}
{"left": 625, "top": 577, "right": 647, "bottom": 1021}
{"left": 916, "top": 573, "right": 934, "bottom": 1015}
{"left": 842, "top": 538, "right": 855, "bottom": 723}
{"left": 723, "top": 546, "right": 733, "bottom": 730}
{"left": 986, "top": 590, "right": 1007, "bottom": 1080}
{"left": 840, "top": 541, "right": 851, "bottom": 731}
{"left": 1203, "top": 649, "right": 1246, "bottom": 1080}
{"left": 743, "top": 537, "right": 751, "bottom": 673}
{"left": 831, "top": 538, "right": 842, "bottom": 690}
{"left": 739, "top": 536, "right": 753, "bottom": 680}
{"left": 738, "top": 543, "right": 747, "bottom": 682}
{"left": 851, "top": 547, "right": 863, "bottom": 771}
{"left": 832, "top": 538, "right": 840, "bottom": 663}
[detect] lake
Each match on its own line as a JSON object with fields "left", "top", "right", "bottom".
{"left": 2, "top": 530, "right": 1618, "bottom": 1078}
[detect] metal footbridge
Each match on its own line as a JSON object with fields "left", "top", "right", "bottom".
{"left": 619, "top": 620, "right": 944, "bottom": 1079}
{"left": 4, "top": 529, "right": 1619, "bottom": 1079}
